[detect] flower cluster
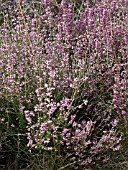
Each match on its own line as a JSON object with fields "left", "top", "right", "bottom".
{"left": 0, "top": 0, "right": 127, "bottom": 168}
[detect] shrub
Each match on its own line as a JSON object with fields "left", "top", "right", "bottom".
{"left": 0, "top": 0, "right": 127, "bottom": 169}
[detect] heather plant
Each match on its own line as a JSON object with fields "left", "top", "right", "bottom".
{"left": 0, "top": 0, "right": 128, "bottom": 169}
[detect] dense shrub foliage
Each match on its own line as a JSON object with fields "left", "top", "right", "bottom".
{"left": 0, "top": 0, "right": 128, "bottom": 169}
